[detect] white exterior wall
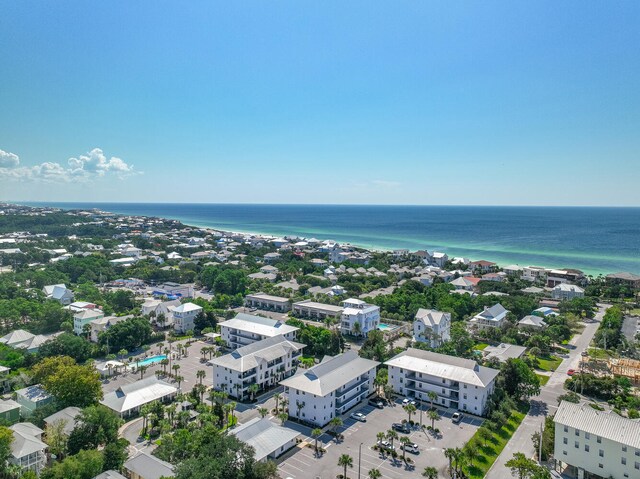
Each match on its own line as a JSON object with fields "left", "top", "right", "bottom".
{"left": 340, "top": 303, "right": 380, "bottom": 337}
{"left": 388, "top": 365, "right": 493, "bottom": 416}
{"left": 413, "top": 317, "right": 451, "bottom": 348}
{"left": 555, "top": 424, "right": 640, "bottom": 479}
{"left": 173, "top": 309, "right": 199, "bottom": 333}
{"left": 220, "top": 325, "right": 297, "bottom": 350}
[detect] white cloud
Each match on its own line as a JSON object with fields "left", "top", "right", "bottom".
{"left": 0, "top": 149, "right": 20, "bottom": 168}
{"left": 0, "top": 148, "right": 138, "bottom": 182}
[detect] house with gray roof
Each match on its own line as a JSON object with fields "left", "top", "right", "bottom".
{"left": 93, "top": 471, "right": 127, "bottom": 479}
{"left": 124, "top": 451, "right": 174, "bottom": 479}
{"left": 413, "top": 309, "right": 451, "bottom": 347}
{"left": 385, "top": 349, "right": 498, "bottom": 416}
{"left": 518, "top": 314, "right": 548, "bottom": 330}
{"left": 9, "top": 422, "right": 47, "bottom": 475}
{"left": 469, "top": 303, "right": 509, "bottom": 329}
{"left": 280, "top": 351, "right": 379, "bottom": 426}
{"left": 230, "top": 417, "right": 299, "bottom": 461}
{"left": 42, "top": 284, "right": 74, "bottom": 305}
{"left": 100, "top": 376, "right": 177, "bottom": 418}
{"left": 44, "top": 406, "right": 82, "bottom": 435}
{"left": 15, "top": 385, "right": 53, "bottom": 417}
{"left": 210, "top": 335, "right": 304, "bottom": 401}
{"left": 483, "top": 343, "right": 527, "bottom": 363}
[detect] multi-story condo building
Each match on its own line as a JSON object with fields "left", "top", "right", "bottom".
{"left": 413, "top": 309, "right": 451, "bottom": 347}
{"left": 554, "top": 400, "right": 640, "bottom": 479}
{"left": 551, "top": 283, "right": 585, "bottom": 301}
{"left": 280, "top": 351, "right": 379, "bottom": 426}
{"left": 211, "top": 335, "right": 304, "bottom": 401}
{"left": 219, "top": 313, "right": 299, "bottom": 350}
{"left": 385, "top": 349, "right": 498, "bottom": 416}
{"left": 340, "top": 299, "right": 380, "bottom": 337}
{"left": 244, "top": 293, "right": 291, "bottom": 312}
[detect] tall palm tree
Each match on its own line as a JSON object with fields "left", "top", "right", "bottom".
{"left": 444, "top": 448, "right": 455, "bottom": 475}
{"left": 422, "top": 466, "right": 438, "bottom": 479}
{"left": 176, "top": 375, "right": 184, "bottom": 389}
{"left": 311, "top": 428, "right": 323, "bottom": 454}
{"left": 329, "top": 417, "right": 343, "bottom": 436}
{"left": 352, "top": 321, "right": 362, "bottom": 337}
{"left": 274, "top": 392, "right": 282, "bottom": 413}
{"left": 399, "top": 436, "right": 411, "bottom": 463}
{"left": 248, "top": 383, "right": 259, "bottom": 402}
{"left": 338, "top": 454, "right": 353, "bottom": 479}
{"left": 278, "top": 412, "right": 288, "bottom": 425}
{"left": 296, "top": 400, "right": 305, "bottom": 419}
{"left": 196, "top": 369, "right": 206, "bottom": 384}
{"left": 427, "top": 391, "right": 438, "bottom": 410}
{"left": 428, "top": 409, "right": 440, "bottom": 429}
{"left": 403, "top": 403, "right": 417, "bottom": 424}
{"left": 368, "top": 468, "right": 382, "bottom": 479}
{"left": 386, "top": 429, "right": 398, "bottom": 449}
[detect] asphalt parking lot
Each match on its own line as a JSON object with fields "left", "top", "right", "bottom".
{"left": 277, "top": 398, "right": 483, "bottom": 479}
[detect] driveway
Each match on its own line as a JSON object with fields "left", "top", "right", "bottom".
{"left": 485, "top": 304, "right": 609, "bottom": 479}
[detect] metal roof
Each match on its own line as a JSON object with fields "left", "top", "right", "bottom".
{"left": 231, "top": 417, "right": 300, "bottom": 461}
{"left": 124, "top": 451, "right": 174, "bottom": 479}
{"left": 415, "top": 309, "right": 450, "bottom": 327}
{"left": 209, "top": 335, "right": 304, "bottom": 372}
{"left": 555, "top": 401, "right": 640, "bottom": 449}
{"left": 219, "top": 313, "right": 299, "bottom": 338}
{"left": 100, "top": 376, "right": 177, "bottom": 414}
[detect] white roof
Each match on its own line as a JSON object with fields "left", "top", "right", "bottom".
{"left": 246, "top": 292, "right": 290, "bottom": 303}
{"left": 555, "top": 401, "right": 640, "bottom": 449}
{"left": 415, "top": 309, "right": 450, "bottom": 327}
{"left": 385, "top": 348, "right": 499, "bottom": 388}
{"left": 280, "top": 351, "right": 379, "bottom": 396}
{"left": 518, "top": 315, "right": 547, "bottom": 328}
{"left": 172, "top": 303, "right": 203, "bottom": 313}
{"left": 100, "top": 376, "right": 177, "bottom": 414}
{"left": 231, "top": 417, "right": 300, "bottom": 461}
{"left": 124, "top": 451, "right": 174, "bottom": 479}
{"left": 0, "top": 329, "right": 35, "bottom": 346}
{"left": 483, "top": 343, "right": 527, "bottom": 362}
{"left": 293, "top": 300, "right": 344, "bottom": 314}
{"left": 219, "top": 313, "right": 299, "bottom": 338}
{"left": 554, "top": 283, "right": 585, "bottom": 293}
{"left": 210, "top": 335, "right": 304, "bottom": 373}
{"left": 10, "top": 422, "right": 46, "bottom": 459}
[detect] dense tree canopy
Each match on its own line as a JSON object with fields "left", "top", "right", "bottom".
{"left": 32, "top": 356, "right": 103, "bottom": 408}
{"left": 98, "top": 317, "right": 154, "bottom": 353}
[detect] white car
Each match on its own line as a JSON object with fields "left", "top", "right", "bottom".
{"left": 402, "top": 398, "right": 417, "bottom": 407}
{"left": 350, "top": 412, "right": 366, "bottom": 422}
{"left": 400, "top": 442, "right": 419, "bottom": 454}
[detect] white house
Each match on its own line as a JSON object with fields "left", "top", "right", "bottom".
{"left": 141, "top": 298, "right": 181, "bottom": 318}
{"left": 210, "top": 335, "right": 304, "bottom": 401}
{"left": 230, "top": 417, "right": 300, "bottom": 461}
{"left": 431, "top": 252, "right": 448, "bottom": 268}
{"left": 554, "top": 400, "right": 640, "bottom": 479}
{"left": 9, "top": 423, "right": 47, "bottom": 475}
{"left": 552, "top": 283, "right": 585, "bottom": 301}
{"left": 469, "top": 304, "right": 509, "bottom": 329}
{"left": 219, "top": 313, "right": 299, "bottom": 350}
{"left": 518, "top": 315, "right": 548, "bottom": 330}
{"left": 101, "top": 376, "right": 178, "bottom": 418}
{"left": 340, "top": 298, "right": 380, "bottom": 337}
{"left": 413, "top": 309, "right": 451, "bottom": 347}
{"left": 42, "top": 284, "right": 74, "bottom": 305}
{"left": 171, "top": 303, "right": 203, "bottom": 333}
{"left": 385, "top": 349, "right": 498, "bottom": 416}
{"left": 280, "top": 351, "right": 379, "bottom": 427}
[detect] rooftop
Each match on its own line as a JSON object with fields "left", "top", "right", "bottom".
{"left": 219, "top": 313, "right": 299, "bottom": 338}
{"left": 230, "top": 417, "right": 300, "bottom": 461}
{"left": 124, "top": 451, "right": 174, "bottom": 479}
{"left": 209, "top": 335, "right": 304, "bottom": 372}
{"left": 100, "top": 376, "right": 177, "bottom": 414}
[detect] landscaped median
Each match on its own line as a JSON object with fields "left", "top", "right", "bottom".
{"left": 463, "top": 403, "right": 528, "bottom": 479}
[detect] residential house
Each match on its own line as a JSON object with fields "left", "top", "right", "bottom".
{"left": 280, "top": 351, "right": 379, "bottom": 427}
{"left": 385, "top": 349, "right": 499, "bottom": 416}
{"left": 449, "top": 277, "right": 480, "bottom": 291}
{"left": 230, "top": 417, "right": 300, "bottom": 461}
{"left": 413, "top": 309, "right": 451, "bottom": 348}
{"left": 44, "top": 406, "right": 82, "bottom": 435}
{"left": 9, "top": 423, "right": 47, "bottom": 475}
{"left": 219, "top": 313, "right": 299, "bottom": 350}
{"left": 244, "top": 293, "right": 291, "bottom": 313}
{"left": 469, "top": 260, "right": 497, "bottom": 274}
{"left": 263, "top": 252, "right": 281, "bottom": 263}
{"left": 431, "top": 252, "right": 448, "bottom": 268}
{"left": 552, "top": 283, "right": 585, "bottom": 301}
{"left": 518, "top": 315, "right": 548, "bottom": 330}
{"left": 141, "top": 298, "right": 181, "bottom": 318}
{"left": 74, "top": 308, "right": 105, "bottom": 335}
{"left": 522, "top": 266, "right": 548, "bottom": 282}
{"left": 89, "top": 315, "right": 129, "bottom": 343}
{"left": 171, "top": 303, "right": 203, "bottom": 333}
{"left": 605, "top": 272, "right": 640, "bottom": 289}
{"left": 15, "top": 385, "right": 53, "bottom": 417}
{"left": 100, "top": 376, "right": 178, "bottom": 418}
{"left": 0, "top": 398, "right": 21, "bottom": 424}
{"left": 469, "top": 304, "right": 509, "bottom": 329}
{"left": 210, "top": 335, "right": 304, "bottom": 401}
{"left": 42, "top": 284, "right": 74, "bottom": 305}
{"left": 554, "top": 400, "right": 640, "bottom": 479}
{"left": 483, "top": 343, "right": 527, "bottom": 363}
{"left": 340, "top": 298, "right": 380, "bottom": 337}
{"left": 124, "top": 451, "right": 175, "bottom": 479}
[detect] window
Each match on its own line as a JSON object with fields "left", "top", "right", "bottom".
{"left": 563, "top": 451, "right": 567, "bottom": 456}
{"left": 575, "top": 430, "right": 579, "bottom": 436}
{"left": 564, "top": 426, "right": 568, "bottom": 433}
{"left": 623, "top": 446, "right": 628, "bottom": 452}
{"left": 635, "top": 462, "right": 639, "bottom": 470}
{"left": 599, "top": 450, "right": 604, "bottom": 457}
{"left": 622, "top": 457, "right": 627, "bottom": 465}
{"left": 563, "top": 438, "right": 568, "bottom": 445}
{"left": 597, "top": 436, "right": 602, "bottom": 443}
{"left": 636, "top": 450, "right": 640, "bottom": 457}
{"left": 585, "top": 445, "right": 590, "bottom": 452}
{"left": 585, "top": 432, "right": 590, "bottom": 440}
{"left": 574, "top": 442, "right": 579, "bottom": 448}
{"left": 599, "top": 464, "right": 603, "bottom": 469}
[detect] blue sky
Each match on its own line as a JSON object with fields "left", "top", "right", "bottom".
{"left": 1, "top": 1, "right": 639, "bottom": 205}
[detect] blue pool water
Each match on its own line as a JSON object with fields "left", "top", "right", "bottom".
{"left": 135, "top": 355, "right": 167, "bottom": 367}
{"left": 378, "top": 323, "right": 394, "bottom": 331}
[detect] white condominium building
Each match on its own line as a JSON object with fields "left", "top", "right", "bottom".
{"left": 210, "top": 335, "right": 304, "bottom": 401}
{"left": 413, "top": 309, "right": 451, "bottom": 347}
{"left": 219, "top": 313, "right": 299, "bottom": 350}
{"left": 385, "top": 349, "right": 498, "bottom": 416}
{"left": 280, "top": 351, "right": 379, "bottom": 427}
{"left": 340, "top": 298, "right": 380, "bottom": 337}
{"left": 554, "top": 400, "right": 640, "bottom": 479}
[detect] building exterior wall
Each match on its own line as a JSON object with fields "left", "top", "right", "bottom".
{"left": 220, "top": 325, "right": 296, "bottom": 350}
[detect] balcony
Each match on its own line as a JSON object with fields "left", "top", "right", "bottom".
{"left": 337, "top": 390, "right": 366, "bottom": 409}
{"left": 336, "top": 377, "right": 369, "bottom": 401}
{"left": 405, "top": 373, "right": 459, "bottom": 390}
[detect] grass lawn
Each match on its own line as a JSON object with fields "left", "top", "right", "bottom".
{"left": 465, "top": 404, "right": 528, "bottom": 479}
{"left": 474, "top": 343, "right": 489, "bottom": 351}
{"left": 535, "top": 355, "right": 562, "bottom": 372}
{"left": 536, "top": 373, "right": 550, "bottom": 386}
{"left": 587, "top": 348, "right": 614, "bottom": 360}
{"left": 629, "top": 308, "right": 640, "bottom": 316}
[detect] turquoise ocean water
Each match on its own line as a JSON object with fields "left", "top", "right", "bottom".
{"left": 27, "top": 203, "right": 640, "bottom": 276}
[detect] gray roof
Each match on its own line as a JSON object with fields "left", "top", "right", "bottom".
{"left": 555, "top": 401, "right": 640, "bottom": 449}
{"left": 231, "top": 417, "right": 300, "bottom": 461}
{"left": 483, "top": 343, "right": 527, "bottom": 362}
{"left": 124, "top": 451, "right": 174, "bottom": 479}
{"left": 246, "top": 292, "right": 289, "bottom": 303}
{"left": 415, "top": 309, "right": 450, "bottom": 327}
{"left": 44, "top": 406, "right": 82, "bottom": 435}
{"left": 10, "top": 422, "right": 46, "bottom": 459}
{"left": 606, "top": 272, "right": 640, "bottom": 281}
{"left": 0, "top": 399, "right": 20, "bottom": 414}
{"left": 93, "top": 471, "right": 127, "bottom": 479}
{"left": 16, "top": 385, "right": 52, "bottom": 403}
{"left": 478, "top": 303, "right": 508, "bottom": 320}
{"left": 385, "top": 348, "right": 499, "bottom": 388}
{"left": 0, "top": 329, "right": 35, "bottom": 346}
{"left": 293, "top": 300, "right": 344, "bottom": 314}
{"left": 210, "top": 335, "right": 304, "bottom": 373}
{"left": 518, "top": 315, "right": 547, "bottom": 328}
{"left": 219, "top": 313, "right": 299, "bottom": 338}
{"left": 101, "top": 376, "right": 177, "bottom": 414}
{"left": 280, "top": 351, "right": 379, "bottom": 396}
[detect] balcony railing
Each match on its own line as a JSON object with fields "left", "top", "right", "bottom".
{"left": 405, "top": 373, "right": 459, "bottom": 390}
{"left": 336, "top": 378, "right": 369, "bottom": 400}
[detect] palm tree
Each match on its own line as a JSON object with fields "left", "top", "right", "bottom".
{"left": 228, "top": 401, "right": 237, "bottom": 421}
{"left": 329, "top": 417, "right": 343, "bottom": 436}
{"left": 386, "top": 429, "right": 398, "bottom": 449}
{"left": 403, "top": 403, "right": 417, "bottom": 424}
{"left": 368, "top": 468, "right": 382, "bottom": 479}
{"left": 427, "top": 391, "right": 437, "bottom": 410}
{"left": 383, "top": 384, "right": 394, "bottom": 401}
{"left": 139, "top": 365, "right": 148, "bottom": 379}
{"left": 278, "top": 412, "right": 288, "bottom": 425}
{"left": 274, "top": 392, "right": 282, "bottom": 413}
{"left": 478, "top": 427, "right": 492, "bottom": 447}
{"left": 338, "top": 454, "right": 353, "bottom": 479}
{"left": 295, "top": 400, "right": 305, "bottom": 419}
{"left": 258, "top": 407, "right": 268, "bottom": 418}
{"left": 176, "top": 375, "right": 184, "bottom": 389}
{"left": 247, "top": 383, "right": 259, "bottom": 402}
{"left": 399, "top": 436, "right": 411, "bottom": 463}
{"left": 422, "top": 466, "right": 438, "bottom": 479}
{"left": 157, "top": 342, "right": 164, "bottom": 355}
{"left": 464, "top": 440, "right": 478, "bottom": 468}
{"left": 444, "top": 448, "right": 455, "bottom": 475}
{"left": 172, "top": 364, "right": 180, "bottom": 377}
{"left": 160, "top": 358, "right": 169, "bottom": 374}
{"left": 311, "top": 428, "right": 323, "bottom": 454}
{"left": 196, "top": 369, "right": 206, "bottom": 384}
{"left": 428, "top": 409, "right": 440, "bottom": 429}
{"left": 352, "top": 321, "right": 362, "bottom": 337}
{"left": 140, "top": 403, "right": 152, "bottom": 433}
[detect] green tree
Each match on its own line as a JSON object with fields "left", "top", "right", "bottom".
{"left": 0, "top": 426, "right": 13, "bottom": 474}
{"left": 428, "top": 409, "right": 441, "bottom": 429}
{"left": 67, "top": 405, "right": 122, "bottom": 455}
{"left": 422, "top": 466, "right": 438, "bottom": 479}
{"left": 311, "top": 428, "right": 323, "bottom": 453}
{"left": 478, "top": 426, "right": 493, "bottom": 447}
{"left": 102, "top": 438, "right": 129, "bottom": 472}
{"left": 32, "top": 356, "right": 103, "bottom": 408}
{"left": 403, "top": 403, "right": 417, "bottom": 423}
{"left": 40, "top": 449, "right": 103, "bottom": 479}
{"left": 338, "top": 454, "right": 353, "bottom": 479}
{"left": 505, "top": 452, "right": 550, "bottom": 479}
{"left": 500, "top": 358, "right": 540, "bottom": 400}
{"left": 368, "top": 468, "right": 382, "bottom": 479}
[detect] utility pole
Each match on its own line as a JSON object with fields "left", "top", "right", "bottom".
{"left": 539, "top": 420, "right": 543, "bottom": 463}
{"left": 358, "top": 442, "right": 363, "bottom": 479}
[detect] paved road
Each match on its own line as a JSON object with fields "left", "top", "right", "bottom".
{"left": 486, "top": 304, "right": 609, "bottom": 479}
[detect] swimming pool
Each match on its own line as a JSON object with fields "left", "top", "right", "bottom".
{"left": 134, "top": 355, "right": 167, "bottom": 367}
{"left": 378, "top": 323, "right": 394, "bottom": 331}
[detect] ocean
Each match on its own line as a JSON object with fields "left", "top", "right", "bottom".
{"left": 26, "top": 203, "right": 640, "bottom": 276}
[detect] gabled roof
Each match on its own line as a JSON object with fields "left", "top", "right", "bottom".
{"left": 384, "top": 348, "right": 499, "bottom": 388}
{"left": 415, "top": 309, "right": 450, "bottom": 327}
{"left": 124, "top": 451, "right": 174, "bottom": 479}
{"left": 0, "top": 329, "right": 35, "bottom": 346}
{"left": 518, "top": 315, "right": 547, "bottom": 328}
{"left": 44, "top": 406, "right": 82, "bottom": 435}
{"left": 280, "top": 351, "right": 379, "bottom": 396}
{"left": 210, "top": 335, "right": 304, "bottom": 372}
{"left": 10, "top": 422, "right": 46, "bottom": 459}
{"left": 100, "top": 376, "right": 177, "bottom": 414}
{"left": 93, "top": 471, "right": 127, "bottom": 479}
{"left": 555, "top": 401, "right": 640, "bottom": 449}
{"left": 231, "top": 417, "right": 300, "bottom": 461}
{"left": 477, "top": 304, "right": 508, "bottom": 320}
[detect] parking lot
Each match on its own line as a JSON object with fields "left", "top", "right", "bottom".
{"left": 277, "top": 399, "right": 483, "bottom": 479}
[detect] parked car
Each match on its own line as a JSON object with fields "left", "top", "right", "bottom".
{"left": 567, "top": 369, "right": 576, "bottom": 376}
{"left": 376, "top": 440, "right": 395, "bottom": 452}
{"left": 452, "top": 412, "right": 463, "bottom": 424}
{"left": 392, "top": 422, "right": 410, "bottom": 433}
{"left": 368, "top": 397, "right": 385, "bottom": 409}
{"left": 350, "top": 412, "right": 366, "bottom": 422}
{"left": 400, "top": 442, "right": 419, "bottom": 454}
{"left": 402, "top": 398, "right": 417, "bottom": 407}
